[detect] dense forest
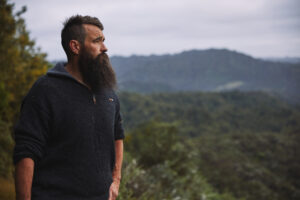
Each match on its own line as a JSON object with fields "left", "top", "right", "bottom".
{"left": 0, "top": 1, "right": 299, "bottom": 199}
{"left": 117, "top": 92, "right": 300, "bottom": 200}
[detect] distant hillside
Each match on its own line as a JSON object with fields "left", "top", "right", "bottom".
{"left": 111, "top": 49, "right": 300, "bottom": 103}
{"left": 118, "top": 91, "right": 300, "bottom": 136}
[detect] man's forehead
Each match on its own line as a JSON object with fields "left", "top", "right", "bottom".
{"left": 83, "top": 24, "right": 104, "bottom": 39}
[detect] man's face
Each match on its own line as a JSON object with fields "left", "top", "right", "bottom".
{"left": 82, "top": 24, "right": 107, "bottom": 58}
{"left": 77, "top": 24, "right": 116, "bottom": 92}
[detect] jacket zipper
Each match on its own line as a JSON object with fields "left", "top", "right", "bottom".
{"left": 92, "top": 93, "right": 96, "bottom": 104}
{"left": 91, "top": 93, "right": 101, "bottom": 173}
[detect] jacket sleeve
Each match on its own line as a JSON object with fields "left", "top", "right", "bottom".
{"left": 13, "top": 84, "right": 51, "bottom": 165}
{"left": 114, "top": 95, "right": 125, "bottom": 140}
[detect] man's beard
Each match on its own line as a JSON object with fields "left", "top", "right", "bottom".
{"left": 78, "top": 48, "right": 117, "bottom": 92}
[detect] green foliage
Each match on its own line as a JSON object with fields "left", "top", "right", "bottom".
{"left": 125, "top": 120, "right": 180, "bottom": 168}
{"left": 120, "top": 121, "right": 238, "bottom": 200}
{"left": 0, "top": 0, "right": 50, "bottom": 123}
{"left": 119, "top": 91, "right": 300, "bottom": 137}
{"left": 118, "top": 91, "right": 300, "bottom": 199}
{"left": 194, "top": 132, "right": 300, "bottom": 200}
{"left": 0, "top": 177, "right": 15, "bottom": 200}
{"left": 0, "top": 0, "right": 50, "bottom": 180}
{"left": 0, "top": 119, "right": 13, "bottom": 178}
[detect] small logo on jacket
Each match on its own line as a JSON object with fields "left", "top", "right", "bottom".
{"left": 108, "top": 98, "right": 114, "bottom": 102}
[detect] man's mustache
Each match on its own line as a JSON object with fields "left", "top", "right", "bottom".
{"left": 95, "top": 52, "right": 109, "bottom": 61}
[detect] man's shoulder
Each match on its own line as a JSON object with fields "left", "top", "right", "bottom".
{"left": 24, "top": 75, "right": 58, "bottom": 102}
{"left": 30, "top": 75, "right": 55, "bottom": 92}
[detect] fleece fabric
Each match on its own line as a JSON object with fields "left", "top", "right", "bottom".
{"left": 13, "top": 62, "right": 125, "bottom": 200}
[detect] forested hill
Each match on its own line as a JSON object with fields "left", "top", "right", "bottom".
{"left": 111, "top": 49, "right": 300, "bottom": 103}
{"left": 119, "top": 91, "right": 300, "bottom": 200}
{"left": 118, "top": 90, "right": 300, "bottom": 136}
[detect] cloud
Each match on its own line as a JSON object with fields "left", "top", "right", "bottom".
{"left": 12, "top": 0, "right": 300, "bottom": 60}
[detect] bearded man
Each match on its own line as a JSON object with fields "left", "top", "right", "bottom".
{"left": 13, "top": 15, "right": 125, "bottom": 200}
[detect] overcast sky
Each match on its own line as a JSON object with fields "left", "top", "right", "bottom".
{"left": 12, "top": 0, "right": 300, "bottom": 61}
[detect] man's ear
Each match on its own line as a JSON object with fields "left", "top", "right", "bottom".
{"left": 69, "top": 40, "right": 81, "bottom": 55}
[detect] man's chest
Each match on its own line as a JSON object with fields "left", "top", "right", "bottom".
{"left": 49, "top": 88, "right": 117, "bottom": 142}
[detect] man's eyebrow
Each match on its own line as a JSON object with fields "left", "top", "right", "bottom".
{"left": 93, "top": 36, "right": 105, "bottom": 42}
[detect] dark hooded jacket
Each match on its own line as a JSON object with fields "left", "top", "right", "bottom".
{"left": 13, "top": 62, "right": 125, "bottom": 200}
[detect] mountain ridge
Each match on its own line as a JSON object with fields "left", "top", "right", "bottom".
{"left": 110, "top": 48, "right": 300, "bottom": 103}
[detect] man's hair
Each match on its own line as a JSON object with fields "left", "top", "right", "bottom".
{"left": 61, "top": 15, "right": 104, "bottom": 60}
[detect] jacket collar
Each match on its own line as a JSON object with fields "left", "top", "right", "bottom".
{"left": 47, "top": 62, "right": 76, "bottom": 81}
{"left": 47, "top": 62, "right": 114, "bottom": 94}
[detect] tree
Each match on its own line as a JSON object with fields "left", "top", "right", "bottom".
{"left": 0, "top": 0, "right": 50, "bottom": 182}
{"left": 123, "top": 120, "right": 238, "bottom": 200}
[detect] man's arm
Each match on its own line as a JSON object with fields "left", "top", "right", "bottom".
{"left": 15, "top": 158, "right": 34, "bottom": 200}
{"left": 109, "top": 139, "right": 123, "bottom": 200}
{"left": 112, "top": 139, "right": 123, "bottom": 181}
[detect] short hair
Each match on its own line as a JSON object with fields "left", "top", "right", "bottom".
{"left": 61, "top": 15, "right": 104, "bottom": 60}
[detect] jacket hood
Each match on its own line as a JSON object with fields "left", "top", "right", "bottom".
{"left": 47, "top": 62, "right": 76, "bottom": 81}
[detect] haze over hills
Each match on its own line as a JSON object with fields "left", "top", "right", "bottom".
{"left": 110, "top": 49, "right": 300, "bottom": 103}
{"left": 262, "top": 57, "right": 300, "bottom": 64}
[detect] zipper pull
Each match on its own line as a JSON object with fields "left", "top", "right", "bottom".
{"left": 92, "top": 94, "right": 96, "bottom": 104}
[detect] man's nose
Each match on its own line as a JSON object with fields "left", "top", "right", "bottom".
{"left": 100, "top": 43, "right": 108, "bottom": 53}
